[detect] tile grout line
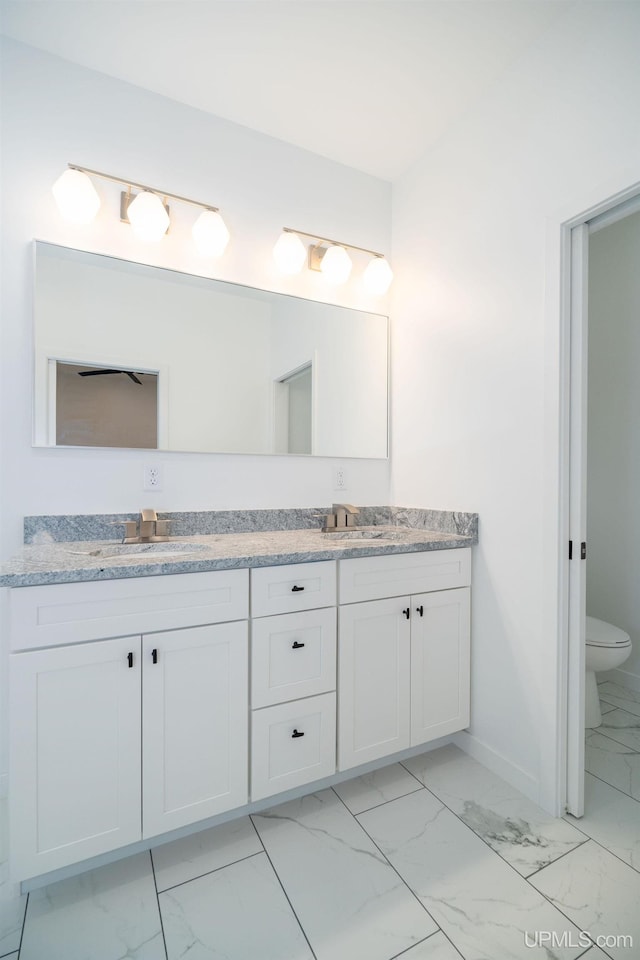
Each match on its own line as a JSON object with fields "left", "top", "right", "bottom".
{"left": 588, "top": 726, "right": 640, "bottom": 754}
{"left": 16, "top": 891, "right": 28, "bottom": 960}
{"left": 248, "top": 814, "right": 318, "bottom": 960}
{"left": 341, "top": 783, "right": 425, "bottom": 817}
{"left": 598, "top": 696, "right": 640, "bottom": 718}
{"left": 148, "top": 850, "right": 169, "bottom": 960}
{"left": 154, "top": 849, "right": 265, "bottom": 895}
{"left": 388, "top": 928, "right": 464, "bottom": 960}
{"left": 329, "top": 786, "right": 444, "bottom": 943}
{"left": 582, "top": 767, "right": 640, "bottom": 806}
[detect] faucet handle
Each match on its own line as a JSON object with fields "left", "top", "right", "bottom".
{"left": 141, "top": 508, "right": 158, "bottom": 522}
{"left": 111, "top": 520, "right": 138, "bottom": 540}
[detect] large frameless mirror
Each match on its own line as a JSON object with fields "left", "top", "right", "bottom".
{"left": 33, "top": 242, "right": 389, "bottom": 458}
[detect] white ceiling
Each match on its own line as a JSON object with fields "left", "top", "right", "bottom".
{"left": 0, "top": 0, "right": 573, "bottom": 180}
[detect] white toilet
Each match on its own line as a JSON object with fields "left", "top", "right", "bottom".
{"left": 585, "top": 615, "right": 632, "bottom": 728}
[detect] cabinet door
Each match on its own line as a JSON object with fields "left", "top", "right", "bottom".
{"left": 338, "top": 598, "right": 411, "bottom": 771}
{"left": 10, "top": 637, "right": 141, "bottom": 880}
{"left": 411, "top": 587, "right": 470, "bottom": 745}
{"left": 142, "top": 621, "right": 248, "bottom": 838}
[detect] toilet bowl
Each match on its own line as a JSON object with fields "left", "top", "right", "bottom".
{"left": 585, "top": 615, "right": 632, "bottom": 728}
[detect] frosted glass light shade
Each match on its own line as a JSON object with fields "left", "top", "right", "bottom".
{"left": 126, "top": 191, "right": 170, "bottom": 242}
{"left": 363, "top": 256, "right": 393, "bottom": 295}
{"left": 192, "top": 210, "right": 230, "bottom": 257}
{"left": 273, "top": 232, "right": 307, "bottom": 274}
{"left": 320, "top": 245, "right": 352, "bottom": 284}
{"left": 52, "top": 169, "right": 100, "bottom": 224}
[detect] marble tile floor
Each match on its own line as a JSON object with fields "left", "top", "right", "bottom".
{"left": 585, "top": 681, "right": 640, "bottom": 801}
{"left": 5, "top": 740, "right": 640, "bottom": 960}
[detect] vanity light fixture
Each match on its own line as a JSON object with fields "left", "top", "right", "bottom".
{"left": 125, "top": 190, "right": 170, "bottom": 242}
{"left": 272, "top": 230, "right": 308, "bottom": 274}
{"left": 52, "top": 164, "right": 230, "bottom": 256}
{"left": 51, "top": 168, "right": 101, "bottom": 225}
{"left": 273, "top": 227, "right": 393, "bottom": 293}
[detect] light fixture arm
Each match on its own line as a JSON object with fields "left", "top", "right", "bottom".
{"left": 282, "top": 227, "right": 384, "bottom": 259}
{"left": 67, "top": 164, "right": 219, "bottom": 213}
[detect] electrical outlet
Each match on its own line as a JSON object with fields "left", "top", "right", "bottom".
{"left": 143, "top": 464, "right": 163, "bottom": 492}
{"left": 334, "top": 465, "right": 347, "bottom": 491}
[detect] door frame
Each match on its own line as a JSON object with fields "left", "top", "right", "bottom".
{"left": 556, "top": 181, "right": 640, "bottom": 816}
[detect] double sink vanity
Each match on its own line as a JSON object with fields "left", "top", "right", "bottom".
{"left": 1, "top": 505, "right": 477, "bottom": 884}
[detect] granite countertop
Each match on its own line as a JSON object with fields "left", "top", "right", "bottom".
{"left": 0, "top": 507, "right": 478, "bottom": 588}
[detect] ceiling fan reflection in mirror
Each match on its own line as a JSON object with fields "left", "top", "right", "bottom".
{"left": 77, "top": 368, "right": 146, "bottom": 385}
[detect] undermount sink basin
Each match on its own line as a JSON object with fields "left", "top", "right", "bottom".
{"left": 321, "top": 526, "right": 408, "bottom": 541}
{"left": 66, "top": 542, "right": 207, "bottom": 561}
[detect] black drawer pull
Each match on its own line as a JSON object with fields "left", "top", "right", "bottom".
{"left": 292, "top": 729, "right": 305, "bottom": 738}
{"left": 403, "top": 608, "right": 410, "bottom": 620}
{"left": 292, "top": 640, "right": 305, "bottom": 649}
{"left": 291, "top": 585, "right": 305, "bottom": 592}
{"left": 152, "top": 648, "right": 158, "bottom": 664}
{"left": 127, "top": 652, "right": 134, "bottom": 668}
{"left": 416, "top": 605, "right": 424, "bottom": 617}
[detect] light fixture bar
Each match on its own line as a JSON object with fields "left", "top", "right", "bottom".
{"left": 68, "top": 164, "right": 219, "bottom": 212}
{"left": 282, "top": 227, "right": 384, "bottom": 259}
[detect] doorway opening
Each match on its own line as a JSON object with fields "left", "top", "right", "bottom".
{"left": 562, "top": 186, "right": 640, "bottom": 817}
{"left": 273, "top": 362, "right": 313, "bottom": 455}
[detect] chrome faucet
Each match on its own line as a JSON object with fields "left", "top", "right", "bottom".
{"left": 322, "top": 503, "right": 360, "bottom": 533}
{"left": 116, "top": 509, "right": 171, "bottom": 543}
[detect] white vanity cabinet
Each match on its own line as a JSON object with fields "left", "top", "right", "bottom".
{"left": 337, "top": 550, "right": 471, "bottom": 771}
{"left": 249, "top": 562, "right": 337, "bottom": 801}
{"left": 9, "top": 571, "right": 249, "bottom": 879}
{"left": 6, "top": 545, "right": 472, "bottom": 882}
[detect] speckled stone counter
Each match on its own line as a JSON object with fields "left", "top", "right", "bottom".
{"left": 1, "top": 507, "right": 478, "bottom": 588}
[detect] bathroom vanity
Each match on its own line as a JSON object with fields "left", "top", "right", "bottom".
{"left": 1, "top": 508, "right": 476, "bottom": 883}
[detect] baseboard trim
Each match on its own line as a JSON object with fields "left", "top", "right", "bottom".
{"left": 451, "top": 731, "right": 540, "bottom": 806}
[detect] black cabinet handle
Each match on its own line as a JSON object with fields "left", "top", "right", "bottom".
{"left": 152, "top": 648, "right": 158, "bottom": 664}
{"left": 291, "top": 585, "right": 305, "bottom": 592}
{"left": 292, "top": 729, "right": 305, "bottom": 738}
{"left": 292, "top": 640, "right": 305, "bottom": 649}
{"left": 127, "top": 652, "right": 134, "bottom": 668}
{"left": 416, "top": 605, "right": 424, "bottom": 617}
{"left": 403, "top": 608, "right": 410, "bottom": 620}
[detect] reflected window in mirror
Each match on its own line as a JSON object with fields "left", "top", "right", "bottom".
{"left": 55, "top": 362, "right": 158, "bottom": 448}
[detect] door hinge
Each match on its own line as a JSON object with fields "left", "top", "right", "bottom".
{"left": 569, "top": 540, "right": 573, "bottom": 560}
{"left": 581, "top": 541, "right": 587, "bottom": 560}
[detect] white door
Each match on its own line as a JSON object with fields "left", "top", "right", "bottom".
{"left": 566, "top": 223, "right": 589, "bottom": 817}
{"left": 410, "top": 588, "right": 471, "bottom": 745}
{"left": 10, "top": 637, "right": 141, "bottom": 879}
{"left": 338, "top": 598, "right": 411, "bottom": 770}
{"left": 142, "top": 621, "right": 248, "bottom": 837}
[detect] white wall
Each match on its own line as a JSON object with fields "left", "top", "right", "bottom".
{"left": 0, "top": 39, "right": 392, "bottom": 558}
{"left": 587, "top": 209, "right": 640, "bottom": 688}
{"left": 391, "top": 2, "right": 640, "bottom": 809}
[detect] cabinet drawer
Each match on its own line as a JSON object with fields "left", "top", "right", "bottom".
{"left": 339, "top": 548, "right": 471, "bottom": 604}
{"left": 251, "top": 692, "right": 336, "bottom": 801}
{"left": 252, "top": 608, "right": 336, "bottom": 708}
{"left": 10, "top": 570, "right": 249, "bottom": 651}
{"left": 251, "top": 561, "right": 336, "bottom": 617}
